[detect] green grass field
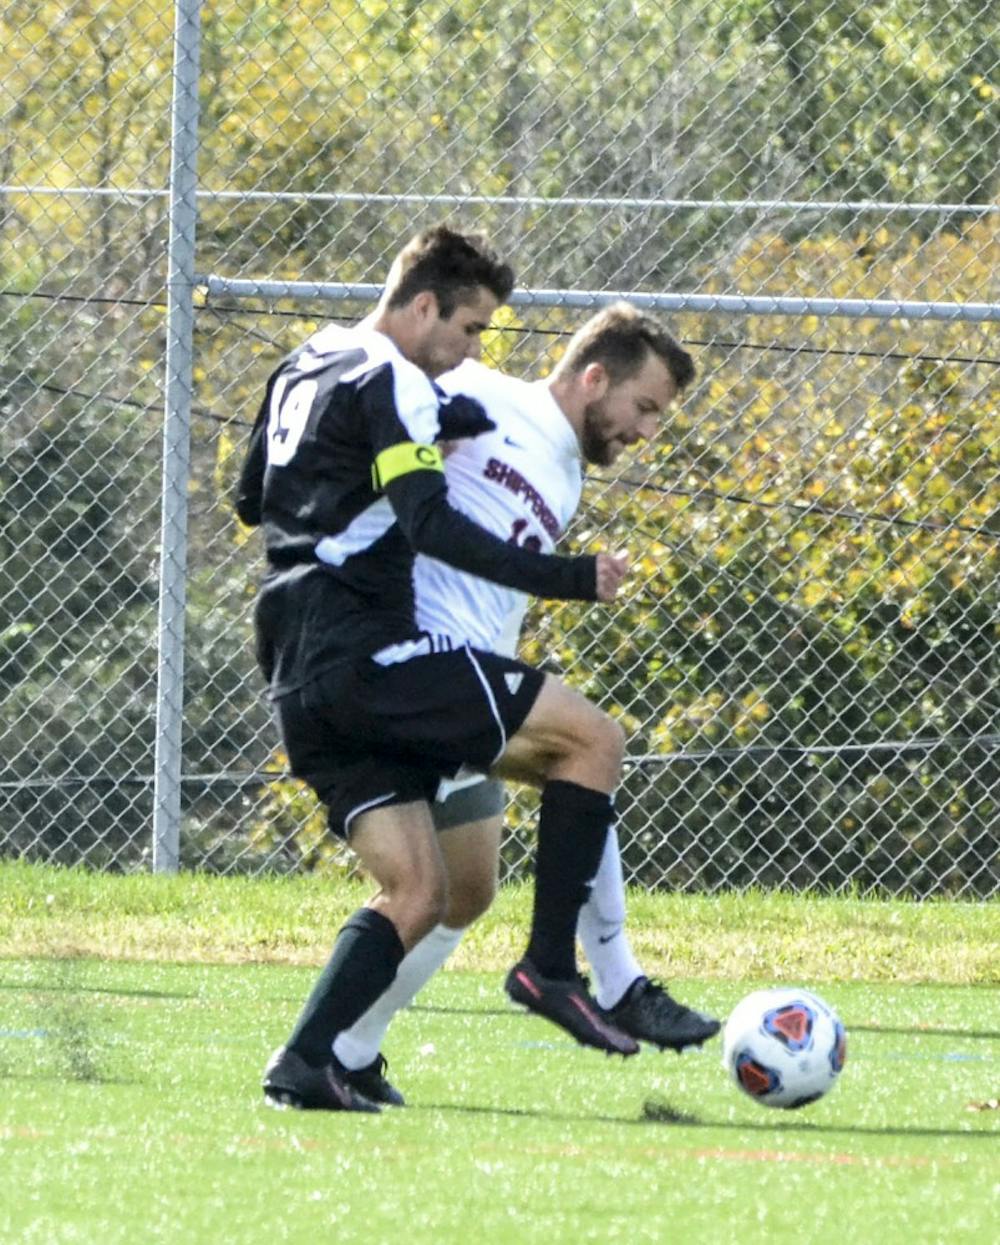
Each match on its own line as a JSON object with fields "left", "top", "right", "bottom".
{"left": 2, "top": 864, "right": 998, "bottom": 1244}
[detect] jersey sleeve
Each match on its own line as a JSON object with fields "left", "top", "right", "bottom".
{"left": 233, "top": 372, "right": 276, "bottom": 527}
{"left": 361, "top": 366, "right": 599, "bottom": 602}
{"left": 389, "top": 469, "right": 597, "bottom": 600}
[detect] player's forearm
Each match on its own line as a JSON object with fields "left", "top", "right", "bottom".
{"left": 391, "top": 479, "right": 597, "bottom": 601}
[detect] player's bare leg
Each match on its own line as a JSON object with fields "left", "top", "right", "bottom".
{"left": 264, "top": 801, "right": 446, "bottom": 1111}
{"left": 332, "top": 811, "right": 503, "bottom": 1103}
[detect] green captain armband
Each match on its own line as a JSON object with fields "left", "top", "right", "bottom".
{"left": 371, "top": 441, "right": 444, "bottom": 490}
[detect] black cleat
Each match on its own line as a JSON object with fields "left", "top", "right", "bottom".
{"left": 338, "top": 1052, "right": 405, "bottom": 1107}
{"left": 505, "top": 958, "right": 639, "bottom": 1056}
{"left": 262, "top": 1046, "right": 381, "bottom": 1112}
{"left": 603, "top": 977, "right": 721, "bottom": 1053}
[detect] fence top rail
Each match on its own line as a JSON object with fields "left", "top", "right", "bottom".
{"left": 200, "top": 277, "right": 1000, "bottom": 322}
{"left": 5, "top": 183, "right": 1000, "bottom": 217}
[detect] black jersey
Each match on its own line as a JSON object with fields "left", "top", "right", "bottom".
{"left": 236, "top": 321, "right": 598, "bottom": 695}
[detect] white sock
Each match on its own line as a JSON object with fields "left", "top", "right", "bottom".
{"left": 577, "top": 827, "right": 644, "bottom": 1010}
{"left": 332, "top": 923, "right": 465, "bottom": 1071}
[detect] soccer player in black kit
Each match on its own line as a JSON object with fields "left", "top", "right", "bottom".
{"left": 238, "top": 227, "right": 640, "bottom": 1111}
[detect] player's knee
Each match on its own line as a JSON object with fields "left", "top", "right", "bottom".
{"left": 562, "top": 710, "right": 624, "bottom": 790}
{"left": 575, "top": 710, "right": 624, "bottom": 774}
{"left": 416, "top": 874, "right": 449, "bottom": 936}
{"left": 599, "top": 713, "right": 626, "bottom": 768}
{"left": 402, "top": 891, "right": 447, "bottom": 946}
{"left": 444, "top": 873, "right": 497, "bottom": 927}
{"left": 504, "top": 686, "right": 626, "bottom": 788}
{"left": 384, "top": 870, "right": 448, "bottom": 946}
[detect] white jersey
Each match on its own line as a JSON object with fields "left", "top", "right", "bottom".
{"left": 413, "top": 360, "right": 583, "bottom": 657}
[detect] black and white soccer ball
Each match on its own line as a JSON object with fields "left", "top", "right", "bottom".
{"left": 722, "top": 988, "right": 846, "bottom": 1109}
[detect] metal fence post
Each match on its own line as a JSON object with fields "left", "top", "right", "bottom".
{"left": 153, "top": 0, "right": 202, "bottom": 873}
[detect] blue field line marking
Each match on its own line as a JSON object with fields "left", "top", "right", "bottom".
{"left": 0, "top": 1028, "right": 50, "bottom": 1038}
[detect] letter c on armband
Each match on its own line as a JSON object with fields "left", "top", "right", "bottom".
{"left": 371, "top": 441, "right": 445, "bottom": 490}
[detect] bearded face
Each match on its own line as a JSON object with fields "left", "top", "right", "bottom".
{"left": 580, "top": 394, "right": 623, "bottom": 466}
{"left": 578, "top": 354, "right": 679, "bottom": 466}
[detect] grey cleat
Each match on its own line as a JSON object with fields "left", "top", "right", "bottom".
{"left": 602, "top": 977, "right": 721, "bottom": 1053}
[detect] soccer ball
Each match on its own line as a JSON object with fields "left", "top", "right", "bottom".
{"left": 722, "top": 987, "right": 846, "bottom": 1109}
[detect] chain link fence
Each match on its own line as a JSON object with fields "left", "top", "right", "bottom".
{"left": 2, "top": 0, "right": 999, "bottom": 896}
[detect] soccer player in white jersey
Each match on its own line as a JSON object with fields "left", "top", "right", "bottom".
{"left": 331, "top": 304, "right": 720, "bottom": 1104}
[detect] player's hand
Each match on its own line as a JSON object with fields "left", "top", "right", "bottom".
{"left": 436, "top": 393, "right": 495, "bottom": 441}
{"left": 595, "top": 551, "right": 629, "bottom": 601}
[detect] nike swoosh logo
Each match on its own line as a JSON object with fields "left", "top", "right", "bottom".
{"left": 597, "top": 929, "right": 621, "bottom": 945}
{"left": 503, "top": 435, "right": 524, "bottom": 448}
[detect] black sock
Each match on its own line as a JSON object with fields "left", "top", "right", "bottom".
{"left": 286, "top": 907, "right": 405, "bottom": 1067}
{"left": 525, "top": 779, "right": 615, "bottom": 980}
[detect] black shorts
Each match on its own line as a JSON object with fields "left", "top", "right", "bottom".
{"left": 273, "top": 644, "right": 543, "bottom": 838}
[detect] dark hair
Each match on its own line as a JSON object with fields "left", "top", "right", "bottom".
{"left": 555, "top": 302, "right": 696, "bottom": 391}
{"left": 384, "top": 225, "right": 515, "bottom": 317}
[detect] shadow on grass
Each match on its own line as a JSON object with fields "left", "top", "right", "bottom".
{"left": 0, "top": 979, "right": 199, "bottom": 1002}
{"left": 851, "top": 1023, "right": 1000, "bottom": 1042}
{"left": 410, "top": 1003, "right": 512, "bottom": 1017}
{"left": 0, "top": 1068, "right": 137, "bottom": 1086}
{"left": 410, "top": 1007, "right": 1000, "bottom": 1043}
{"left": 416, "top": 1099, "right": 999, "bottom": 1141}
